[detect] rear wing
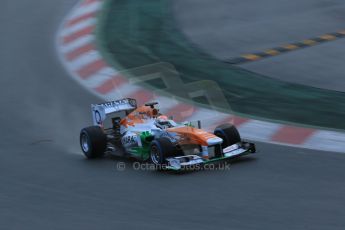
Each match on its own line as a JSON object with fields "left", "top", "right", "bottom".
{"left": 91, "top": 98, "right": 137, "bottom": 126}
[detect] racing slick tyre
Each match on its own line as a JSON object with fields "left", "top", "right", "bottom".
{"left": 150, "top": 137, "right": 176, "bottom": 167}
{"left": 214, "top": 124, "right": 241, "bottom": 148}
{"left": 80, "top": 126, "right": 107, "bottom": 159}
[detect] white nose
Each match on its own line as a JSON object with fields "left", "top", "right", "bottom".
{"left": 207, "top": 137, "right": 223, "bottom": 145}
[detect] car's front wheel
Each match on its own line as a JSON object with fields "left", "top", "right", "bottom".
{"left": 150, "top": 137, "right": 175, "bottom": 167}
{"left": 80, "top": 126, "right": 107, "bottom": 159}
{"left": 214, "top": 123, "right": 241, "bottom": 148}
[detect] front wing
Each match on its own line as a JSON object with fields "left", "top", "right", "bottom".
{"left": 165, "top": 142, "right": 256, "bottom": 170}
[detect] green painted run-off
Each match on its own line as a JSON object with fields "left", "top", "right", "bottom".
{"left": 97, "top": 0, "right": 345, "bottom": 131}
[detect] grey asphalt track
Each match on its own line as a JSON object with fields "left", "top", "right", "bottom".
{"left": 173, "top": 0, "right": 345, "bottom": 92}
{"left": 1, "top": 0, "right": 345, "bottom": 230}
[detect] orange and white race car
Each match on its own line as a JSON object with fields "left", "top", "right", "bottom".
{"left": 80, "top": 98, "right": 256, "bottom": 170}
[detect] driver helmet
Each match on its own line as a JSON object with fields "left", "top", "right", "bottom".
{"left": 157, "top": 115, "right": 168, "bottom": 122}
{"left": 155, "top": 115, "right": 171, "bottom": 129}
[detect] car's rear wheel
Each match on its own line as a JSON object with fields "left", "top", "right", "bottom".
{"left": 80, "top": 126, "right": 107, "bottom": 159}
{"left": 214, "top": 124, "right": 241, "bottom": 148}
{"left": 150, "top": 137, "right": 175, "bottom": 166}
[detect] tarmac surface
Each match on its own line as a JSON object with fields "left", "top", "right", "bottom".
{"left": 1, "top": 0, "right": 345, "bottom": 229}
{"left": 173, "top": 0, "right": 345, "bottom": 92}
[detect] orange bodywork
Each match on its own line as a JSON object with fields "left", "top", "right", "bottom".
{"left": 120, "top": 105, "right": 158, "bottom": 127}
{"left": 120, "top": 105, "right": 219, "bottom": 146}
{"left": 167, "top": 126, "right": 218, "bottom": 146}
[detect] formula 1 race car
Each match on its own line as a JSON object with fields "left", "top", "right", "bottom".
{"left": 80, "top": 98, "right": 256, "bottom": 170}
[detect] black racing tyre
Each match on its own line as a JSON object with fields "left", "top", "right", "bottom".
{"left": 150, "top": 137, "right": 176, "bottom": 166}
{"left": 80, "top": 126, "right": 107, "bottom": 159}
{"left": 214, "top": 124, "right": 241, "bottom": 148}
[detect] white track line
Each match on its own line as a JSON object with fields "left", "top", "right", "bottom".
{"left": 68, "top": 2, "right": 101, "bottom": 21}
{"left": 67, "top": 50, "right": 102, "bottom": 71}
{"left": 103, "top": 84, "right": 147, "bottom": 101}
{"left": 79, "top": 67, "right": 119, "bottom": 88}
{"left": 61, "top": 18, "right": 97, "bottom": 37}
{"left": 304, "top": 131, "right": 345, "bottom": 153}
{"left": 60, "top": 35, "right": 94, "bottom": 53}
{"left": 238, "top": 120, "right": 282, "bottom": 141}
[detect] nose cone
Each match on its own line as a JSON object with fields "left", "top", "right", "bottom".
{"left": 207, "top": 137, "right": 223, "bottom": 145}
{"left": 167, "top": 126, "right": 222, "bottom": 146}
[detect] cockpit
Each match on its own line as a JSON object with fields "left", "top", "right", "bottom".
{"left": 155, "top": 116, "right": 177, "bottom": 129}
